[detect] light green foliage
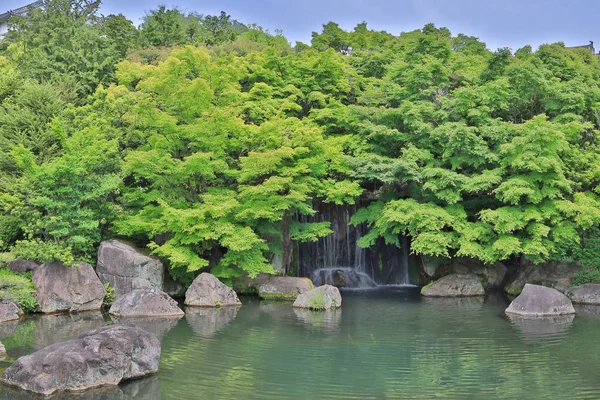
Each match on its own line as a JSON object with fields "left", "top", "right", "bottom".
{"left": 0, "top": 267, "right": 38, "bottom": 312}
{"left": 309, "top": 291, "right": 326, "bottom": 310}
{"left": 102, "top": 282, "right": 117, "bottom": 306}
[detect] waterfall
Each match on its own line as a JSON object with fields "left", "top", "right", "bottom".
{"left": 298, "top": 201, "right": 414, "bottom": 289}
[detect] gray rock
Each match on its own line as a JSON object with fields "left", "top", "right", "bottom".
{"left": 163, "top": 272, "right": 186, "bottom": 298}
{"left": 0, "top": 324, "right": 160, "bottom": 396}
{"left": 96, "top": 240, "right": 164, "bottom": 298}
{"left": 232, "top": 273, "right": 271, "bottom": 295}
{"left": 185, "top": 306, "right": 239, "bottom": 338}
{"left": 504, "top": 261, "right": 578, "bottom": 295}
{"left": 7, "top": 259, "right": 39, "bottom": 273}
{"left": 0, "top": 301, "right": 22, "bottom": 322}
{"left": 185, "top": 273, "right": 241, "bottom": 307}
{"left": 0, "top": 340, "right": 5, "bottom": 358}
{"left": 33, "top": 262, "right": 106, "bottom": 313}
{"left": 421, "top": 273, "right": 485, "bottom": 297}
{"left": 420, "top": 257, "right": 508, "bottom": 289}
{"left": 258, "top": 277, "right": 313, "bottom": 300}
{"left": 109, "top": 288, "right": 184, "bottom": 317}
{"left": 505, "top": 283, "right": 576, "bottom": 316}
{"left": 292, "top": 285, "right": 342, "bottom": 310}
{"left": 565, "top": 283, "right": 600, "bottom": 305}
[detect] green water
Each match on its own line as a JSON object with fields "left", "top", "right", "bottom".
{"left": 1, "top": 287, "right": 600, "bottom": 399}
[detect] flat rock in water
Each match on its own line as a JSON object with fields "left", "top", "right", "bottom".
{"left": 185, "top": 273, "right": 241, "bottom": 307}
{"left": 0, "top": 324, "right": 160, "bottom": 396}
{"left": 110, "top": 288, "right": 184, "bottom": 317}
{"left": 292, "top": 285, "right": 342, "bottom": 310}
{"left": 33, "top": 262, "right": 106, "bottom": 313}
{"left": 258, "top": 277, "right": 313, "bottom": 300}
{"left": 7, "top": 259, "right": 39, "bottom": 273}
{"left": 565, "top": 284, "right": 600, "bottom": 305}
{"left": 505, "top": 284, "right": 576, "bottom": 316}
{"left": 421, "top": 273, "right": 485, "bottom": 297}
{"left": 96, "top": 240, "right": 164, "bottom": 298}
{"left": 0, "top": 301, "right": 22, "bottom": 322}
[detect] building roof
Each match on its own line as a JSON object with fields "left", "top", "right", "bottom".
{"left": 0, "top": 0, "right": 43, "bottom": 24}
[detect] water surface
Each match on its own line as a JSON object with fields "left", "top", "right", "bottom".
{"left": 1, "top": 288, "right": 600, "bottom": 399}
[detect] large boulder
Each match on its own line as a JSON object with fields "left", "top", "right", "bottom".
{"left": 504, "top": 261, "right": 578, "bottom": 295}
{"left": 185, "top": 273, "right": 241, "bottom": 307}
{"left": 505, "top": 284, "right": 576, "bottom": 316}
{"left": 421, "top": 273, "right": 485, "bottom": 297}
{"left": 258, "top": 277, "right": 314, "bottom": 300}
{"left": 0, "top": 325, "right": 160, "bottom": 396}
{"left": 0, "top": 301, "right": 22, "bottom": 322}
{"left": 33, "top": 262, "right": 106, "bottom": 313}
{"left": 7, "top": 259, "right": 39, "bottom": 273}
{"left": 232, "top": 273, "right": 271, "bottom": 295}
{"left": 420, "top": 257, "right": 508, "bottom": 289}
{"left": 565, "top": 284, "right": 600, "bottom": 305}
{"left": 292, "top": 285, "right": 342, "bottom": 310}
{"left": 110, "top": 288, "right": 184, "bottom": 317}
{"left": 96, "top": 240, "right": 164, "bottom": 298}
{"left": 311, "top": 268, "right": 377, "bottom": 288}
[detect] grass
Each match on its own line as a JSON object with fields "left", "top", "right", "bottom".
{"left": 309, "top": 291, "right": 326, "bottom": 311}
{"left": 0, "top": 267, "right": 38, "bottom": 312}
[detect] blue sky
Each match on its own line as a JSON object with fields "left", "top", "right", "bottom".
{"left": 3, "top": 0, "right": 598, "bottom": 51}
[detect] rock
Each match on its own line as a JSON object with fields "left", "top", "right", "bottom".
{"left": 7, "top": 259, "right": 39, "bottom": 273}
{"left": 0, "top": 340, "right": 5, "bottom": 358}
{"left": 232, "top": 273, "right": 271, "bottom": 295}
{"left": 292, "top": 284, "right": 342, "bottom": 310}
{"left": 109, "top": 288, "right": 184, "bottom": 317}
{"left": 504, "top": 261, "right": 578, "bottom": 295}
{"left": 565, "top": 284, "right": 600, "bottom": 305}
{"left": 96, "top": 240, "right": 164, "bottom": 298}
{"left": 311, "top": 268, "right": 378, "bottom": 288}
{"left": 163, "top": 272, "right": 186, "bottom": 298}
{"left": 421, "top": 273, "right": 485, "bottom": 297}
{"left": 505, "top": 284, "right": 576, "bottom": 316}
{"left": 258, "top": 277, "right": 314, "bottom": 300}
{"left": 33, "top": 262, "right": 106, "bottom": 313}
{"left": 0, "top": 324, "right": 160, "bottom": 396}
{"left": 185, "top": 273, "right": 241, "bottom": 307}
{"left": 421, "top": 257, "right": 508, "bottom": 289}
{"left": 185, "top": 307, "right": 239, "bottom": 338}
{"left": 0, "top": 301, "right": 22, "bottom": 322}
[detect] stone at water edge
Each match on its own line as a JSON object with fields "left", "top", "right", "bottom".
{"left": 258, "top": 277, "right": 313, "bottom": 300}
{"left": 421, "top": 273, "right": 485, "bottom": 297}
{"left": 185, "top": 273, "right": 241, "bottom": 307}
{"left": 565, "top": 284, "right": 600, "bottom": 305}
{"left": 110, "top": 288, "right": 184, "bottom": 317}
{"left": 505, "top": 284, "right": 576, "bottom": 316}
{"left": 0, "top": 324, "right": 160, "bottom": 396}
{"left": 96, "top": 240, "right": 164, "bottom": 298}
{"left": 33, "top": 261, "right": 106, "bottom": 313}
{"left": 293, "top": 285, "right": 342, "bottom": 310}
{"left": 0, "top": 301, "right": 22, "bottom": 322}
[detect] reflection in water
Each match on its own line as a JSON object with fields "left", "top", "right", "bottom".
{"left": 507, "top": 313, "right": 575, "bottom": 344}
{"left": 422, "top": 295, "right": 485, "bottom": 311}
{"left": 293, "top": 308, "right": 341, "bottom": 331}
{"left": 0, "top": 320, "right": 20, "bottom": 340}
{"left": 185, "top": 306, "right": 239, "bottom": 338}
{"left": 111, "top": 316, "right": 182, "bottom": 339}
{"left": 34, "top": 312, "right": 107, "bottom": 349}
{"left": 2, "top": 375, "right": 160, "bottom": 400}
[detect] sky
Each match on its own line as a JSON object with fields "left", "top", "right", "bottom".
{"left": 2, "top": 0, "right": 599, "bottom": 51}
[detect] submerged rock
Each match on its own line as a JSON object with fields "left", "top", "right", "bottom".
{"left": 0, "top": 301, "right": 22, "bottom": 322}
{"left": 505, "top": 284, "right": 576, "bottom": 316}
{"left": 421, "top": 274, "right": 485, "bottom": 297}
{"left": 7, "top": 259, "right": 39, "bottom": 274}
{"left": 565, "top": 284, "right": 600, "bottom": 305}
{"left": 310, "top": 268, "right": 377, "bottom": 288}
{"left": 97, "top": 240, "right": 164, "bottom": 298}
{"left": 109, "top": 288, "right": 184, "bottom": 317}
{"left": 504, "top": 261, "right": 578, "bottom": 295}
{"left": 0, "top": 324, "right": 160, "bottom": 396}
{"left": 33, "top": 262, "right": 106, "bottom": 313}
{"left": 258, "top": 277, "right": 313, "bottom": 301}
{"left": 185, "top": 273, "right": 241, "bottom": 307}
{"left": 292, "top": 284, "right": 342, "bottom": 310}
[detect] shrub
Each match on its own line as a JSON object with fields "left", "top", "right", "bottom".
{"left": 572, "top": 269, "right": 600, "bottom": 287}
{"left": 0, "top": 267, "right": 38, "bottom": 312}
{"left": 102, "top": 282, "right": 116, "bottom": 306}
{"left": 309, "top": 292, "right": 326, "bottom": 311}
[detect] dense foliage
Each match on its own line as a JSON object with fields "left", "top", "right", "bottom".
{"left": 2, "top": 0, "right": 600, "bottom": 284}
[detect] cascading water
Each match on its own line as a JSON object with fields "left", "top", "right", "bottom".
{"left": 298, "top": 201, "right": 415, "bottom": 289}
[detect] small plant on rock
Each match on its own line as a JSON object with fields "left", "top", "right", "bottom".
{"left": 102, "top": 282, "right": 117, "bottom": 306}
{"left": 309, "top": 292, "right": 326, "bottom": 311}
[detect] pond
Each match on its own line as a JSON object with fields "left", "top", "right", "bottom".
{"left": 1, "top": 287, "right": 600, "bottom": 399}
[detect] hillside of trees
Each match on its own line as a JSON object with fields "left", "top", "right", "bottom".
{"left": 2, "top": 0, "right": 600, "bottom": 285}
